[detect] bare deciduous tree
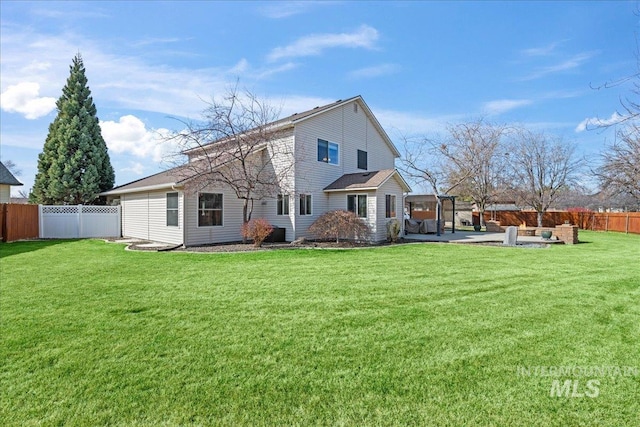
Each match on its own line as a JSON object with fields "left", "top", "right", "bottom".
{"left": 595, "top": 123, "right": 640, "bottom": 210}
{"left": 3, "top": 160, "right": 21, "bottom": 176}
{"left": 399, "top": 134, "right": 460, "bottom": 224}
{"left": 507, "top": 129, "right": 584, "bottom": 226}
{"left": 440, "top": 120, "right": 509, "bottom": 226}
{"left": 167, "top": 87, "right": 295, "bottom": 241}
{"left": 400, "top": 120, "right": 509, "bottom": 227}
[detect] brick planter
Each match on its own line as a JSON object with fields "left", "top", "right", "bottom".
{"left": 554, "top": 224, "right": 579, "bottom": 244}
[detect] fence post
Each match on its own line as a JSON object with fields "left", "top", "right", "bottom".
{"left": 605, "top": 214, "right": 609, "bottom": 232}
{"left": 117, "top": 205, "right": 122, "bottom": 238}
{"left": 1, "top": 204, "right": 7, "bottom": 242}
{"left": 626, "top": 214, "right": 630, "bottom": 234}
{"left": 77, "top": 204, "right": 83, "bottom": 238}
{"left": 38, "top": 204, "right": 43, "bottom": 238}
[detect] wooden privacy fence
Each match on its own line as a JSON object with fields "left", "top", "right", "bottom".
{"left": 473, "top": 210, "right": 640, "bottom": 234}
{"left": 40, "top": 205, "right": 121, "bottom": 239}
{"left": 0, "top": 204, "right": 39, "bottom": 242}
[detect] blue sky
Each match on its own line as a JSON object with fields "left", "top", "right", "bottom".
{"left": 1, "top": 1, "right": 638, "bottom": 195}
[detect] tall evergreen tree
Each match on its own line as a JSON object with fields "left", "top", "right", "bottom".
{"left": 31, "top": 54, "right": 114, "bottom": 204}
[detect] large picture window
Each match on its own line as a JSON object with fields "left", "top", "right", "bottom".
{"left": 166, "top": 192, "right": 178, "bottom": 226}
{"left": 277, "top": 194, "right": 290, "bottom": 215}
{"left": 385, "top": 194, "right": 396, "bottom": 218}
{"left": 317, "top": 139, "right": 339, "bottom": 165}
{"left": 198, "top": 193, "right": 223, "bottom": 226}
{"left": 299, "top": 194, "right": 312, "bottom": 215}
{"left": 347, "top": 194, "right": 367, "bottom": 218}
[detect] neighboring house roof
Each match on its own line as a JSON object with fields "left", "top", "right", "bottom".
{"left": 184, "top": 95, "right": 401, "bottom": 158}
{"left": 0, "top": 162, "right": 23, "bottom": 186}
{"left": 324, "top": 169, "right": 411, "bottom": 193}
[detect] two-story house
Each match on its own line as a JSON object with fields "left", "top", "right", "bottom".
{"left": 101, "top": 96, "right": 411, "bottom": 246}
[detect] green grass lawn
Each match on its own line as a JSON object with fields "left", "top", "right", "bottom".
{"left": 1, "top": 232, "right": 639, "bottom": 426}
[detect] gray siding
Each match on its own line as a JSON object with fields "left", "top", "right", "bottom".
{"left": 375, "top": 177, "right": 405, "bottom": 241}
{"left": 292, "top": 99, "right": 398, "bottom": 239}
{"left": 121, "top": 190, "right": 184, "bottom": 245}
{"left": 0, "top": 185, "right": 10, "bottom": 203}
{"left": 184, "top": 185, "right": 246, "bottom": 246}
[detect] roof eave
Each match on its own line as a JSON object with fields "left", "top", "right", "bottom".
{"left": 323, "top": 186, "right": 379, "bottom": 193}
{"left": 100, "top": 182, "right": 185, "bottom": 196}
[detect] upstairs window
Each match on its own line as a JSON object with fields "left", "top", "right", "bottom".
{"left": 198, "top": 193, "right": 223, "bottom": 227}
{"left": 166, "top": 192, "right": 179, "bottom": 226}
{"left": 277, "top": 194, "right": 290, "bottom": 215}
{"left": 357, "top": 149, "right": 368, "bottom": 170}
{"left": 347, "top": 194, "right": 367, "bottom": 218}
{"left": 317, "top": 139, "right": 339, "bottom": 165}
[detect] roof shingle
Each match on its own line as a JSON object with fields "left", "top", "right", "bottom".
{"left": 323, "top": 169, "right": 398, "bottom": 192}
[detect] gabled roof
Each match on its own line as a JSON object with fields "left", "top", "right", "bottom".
{"left": 324, "top": 169, "right": 411, "bottom": 193}
{"left": 102, "top": 144, "right": 270, "bottom": 196}
{"left": 186, "top": 95, "right": 401, "bottom": 158}
{"left": 100, "top": 166, "right": 188, "bottom": 195}
{"left": 0, "top": 162, "right": 23, "bottom": 186}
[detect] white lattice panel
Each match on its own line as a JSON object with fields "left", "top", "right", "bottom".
{"left": 82, "top": 205, "right": 119, "bottom": 214}
{"left": 42, "top": 205, "right": 80, "bottom": 214}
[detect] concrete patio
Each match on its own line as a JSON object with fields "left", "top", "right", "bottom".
{"left": 404, "top": 231, "right": 563, "bottom": 244}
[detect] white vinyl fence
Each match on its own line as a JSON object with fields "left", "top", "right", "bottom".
{"left": 39, "top": 205, "right": 121, "bottom": 239}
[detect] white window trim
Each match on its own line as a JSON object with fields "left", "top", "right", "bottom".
{"left": 299, "top": 194, "right": 312, "bottom": 216}
{"left": 347, "top": 194, "right": 368, "bottom": 218}
{"left": 385, "top": 194, "right": 397, "bottom": 219}
{"left": 277, "top": 194, "right": 290, "bottom": 216}
{"left": 317, "top": 138, "right": 340, "bottom": 166}
{"left": 166, "top": 192, "right": 179, "bottom": 227}
{"left": 197, "top": 192, "right": 224, "bottom": 228}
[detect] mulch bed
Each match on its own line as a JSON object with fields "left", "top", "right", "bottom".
{"left": 120, "top": 239, "right": 416, "bottom": 253}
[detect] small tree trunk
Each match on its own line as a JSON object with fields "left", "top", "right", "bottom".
{"left": 537, "top": 211, "right": 543, "bottom": 227}
{"left": 242, "top": 201, "right": 249, "bottom": 243}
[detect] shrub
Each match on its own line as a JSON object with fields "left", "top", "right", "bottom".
{"left": 241, "top": 218, "right": 274, "bottom": 247}
{"left": 308, "top": 210, "right": 371, "bottom": 243}
{"left": 386, "top": 218, "right": 401, "bottom": 243}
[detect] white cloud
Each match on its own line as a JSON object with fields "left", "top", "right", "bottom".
{"left": 259, "top": 1, "right": 337, "bottom": 19}
{"left": 521, "top": 52, "right": 598, "bottom": 81}
{"left": 120, "top": 161, "right": 146, "bottom": 175}
{"left": 0, "top": 82, "right": 56, "bottom": 119}
{"left": 483, "top": 99, "right": 533, "bottom": 115}
{"left": 348, "top": 63, "right": 400, "bottom": 79}
{"left": 267, "top": 25, "right": 379, "bottom": 62}
{"left": 0, "top": 25, "right": 233, "bottom": 119}
{"left": 255, "top": 62, "right": 299, "bottom": 79}
{"left": 130, "top": 37, "right": 186, "bottom": 48}
{"left": 375, "top": 108, "right": 466, "bottom": 136}
{"left": 520, "top": 41, "right": 565, "bottom": 57}
{"left": 100, "top": 115, "right": 175, "bottom": 162}
{"left": 229, "top": 58, "right": 249, "bottom": 74}
{"left": 575, "top": 112, "right": 625, "bottom": 132}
